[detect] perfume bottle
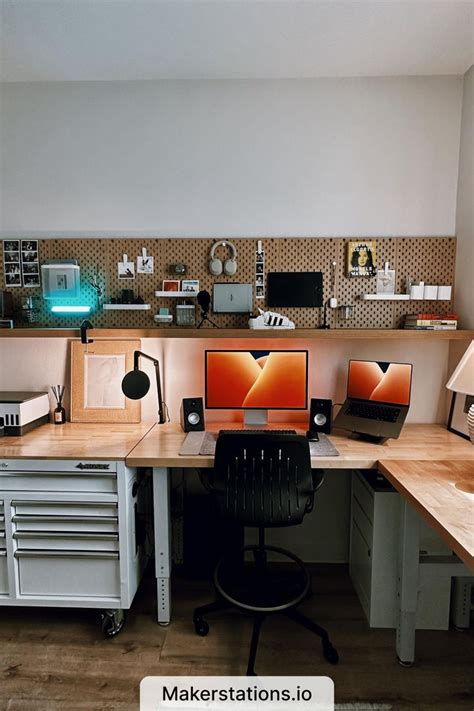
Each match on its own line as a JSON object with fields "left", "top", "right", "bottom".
{"left": 51, "top": 385, "right": 66, "bottom": 425}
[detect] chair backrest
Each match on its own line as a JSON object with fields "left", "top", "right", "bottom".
{"left": 212, "top": 432, "right": 314, "bottom": 527}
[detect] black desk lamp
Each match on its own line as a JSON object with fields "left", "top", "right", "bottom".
{"left": 121, "top": 350, "right": 166, "bottom": 424}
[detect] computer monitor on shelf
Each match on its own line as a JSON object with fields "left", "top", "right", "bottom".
{"left": 205, "top": 349, "right": 308, "bottom": 426}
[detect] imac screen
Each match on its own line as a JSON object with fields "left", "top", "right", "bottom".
{"left": 205, "top": 350, "right": 308, "bottom": 410}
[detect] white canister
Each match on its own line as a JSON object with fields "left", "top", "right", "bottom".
{"left": 410, "top": 284, "right": 424, "bottom": 300}
{"left": 423, "top": 284, "right": 438, "bottom": 300}
{"left": 437, "top": 285, "right": 452, "bottom": 300}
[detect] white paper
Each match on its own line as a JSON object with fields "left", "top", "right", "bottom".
{"left": 84, "top": 354, "right": 126, "bottom": 408}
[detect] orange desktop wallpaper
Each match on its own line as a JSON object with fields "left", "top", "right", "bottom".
{"left": 347, "top": 360, "right": 412, "bottom": 406}
{"left": 205, "top": 351, "right": 308, "bottom": 409}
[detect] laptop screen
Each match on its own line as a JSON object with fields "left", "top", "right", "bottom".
{"left": 347, "top": 360, "right": 413, "bottom": 406}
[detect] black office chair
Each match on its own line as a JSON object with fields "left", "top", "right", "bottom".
{"left": 192, "top": 432, "right": 339, "bottom": 675}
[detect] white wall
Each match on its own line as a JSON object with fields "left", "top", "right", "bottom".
{"left": 0, "top": 76, "right": 463, "bottom": 237}
{"left": 454, "top": 66, "right": 474, "bottom": 329}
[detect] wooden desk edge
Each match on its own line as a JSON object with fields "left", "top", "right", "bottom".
{"left": 378, "top": 460, "right": 474, "bottom": 571}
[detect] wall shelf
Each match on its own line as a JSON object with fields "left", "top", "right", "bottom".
{"left": 155, "top": 291, "right": 197, "bottom": 298}
{"left": 1, "top": 328, "right": 473, "bottom": 340}
{"left": 102, "top": 304, "right": 151, "bottom": 310}
{"left": 360, "top": 293, "right": 410, "bottom": 301}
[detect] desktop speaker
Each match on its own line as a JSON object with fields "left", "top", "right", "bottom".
{"left": 180, "top": 397, "right": 205, "bottom": 432}
{"left": 308, "top": 398, "right": 332, "bottom": 435}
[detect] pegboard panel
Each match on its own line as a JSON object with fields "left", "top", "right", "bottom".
{"left": 0, "top": 236, "right": 458, "bottom": 330}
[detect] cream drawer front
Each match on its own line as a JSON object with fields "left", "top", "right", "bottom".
{"left": 352, "top": 495, "right": 373, "bottom": 548}
{"left": 0, "top": 503, "right": 5, "bottom": 551}
{"left": 14, "top": 532, "right": 119, "bottom": 552}
{"left": 16, "top": 551, "right": 120, "bottom": 598}
{"left": 0, "top": 532, "right": 5, "bottom": 550}
{"left": 0, "top": 552, "right": 8, "bottom": 594}
{"left": 13, "top": 515, "right": 118, "bottom": 534}
{"left": 350, "top": 517, "right": 372, "bottom": 601}
{"left": 13, "top": 501, "right": 118, "bottom": 517}
{"left": 0, "top": 472, "right": 117, "bottom": 493}
{"left": 353, "top": 472, "right": 374, "bottom": 523}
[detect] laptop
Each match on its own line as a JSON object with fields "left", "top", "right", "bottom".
{"left": 334, "top": 359, "right": 413, "bottom": 441}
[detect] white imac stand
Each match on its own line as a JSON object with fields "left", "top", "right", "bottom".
{"left": 243, "top": 409, "right": 268, "bottom": 427}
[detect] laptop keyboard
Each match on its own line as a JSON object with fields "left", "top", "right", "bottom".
{"left": 345, "top": 402, "right": 400, "bottom": 423}
{"left": 219, "top": 429, "right": 297, "bottom": 436}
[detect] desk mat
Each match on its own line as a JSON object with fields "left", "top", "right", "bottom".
{"left": 179, "top": 431, "right": 339, "bottom": 457}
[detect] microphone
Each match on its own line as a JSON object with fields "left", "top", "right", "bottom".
{"left": 197, "top": 290, "right": 211, "bottom": 312}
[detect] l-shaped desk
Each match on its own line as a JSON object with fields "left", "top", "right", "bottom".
{"left": 1, "top": 422, "right": 473, "bottom": 665}
{"left": 126, "top": 422, "right": 474, "bottom": 665}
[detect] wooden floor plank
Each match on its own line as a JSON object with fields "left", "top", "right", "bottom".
{"left": 0, "top": 565, "right": 472, "bottom": 711}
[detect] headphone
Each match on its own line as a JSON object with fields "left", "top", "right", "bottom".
{"left": 208, "top": 240, "right": 237, "bottom": 276}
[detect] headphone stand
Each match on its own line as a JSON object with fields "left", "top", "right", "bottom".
{"left": 197, "top": 310, "right": 219, "bottom": 329}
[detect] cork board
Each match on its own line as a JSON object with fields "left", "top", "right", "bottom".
{"left": 0, "top": 237, "right": 456, "bottom": 330}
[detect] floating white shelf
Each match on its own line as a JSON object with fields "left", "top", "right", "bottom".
{"left": 103, "top": 304, "right": 151, "bottom": 310}
{"left": 155, "top": 291, "right": 197, "bottom": 298}
{"left": 360, "top": 293, "right": 410, "bottom": 301}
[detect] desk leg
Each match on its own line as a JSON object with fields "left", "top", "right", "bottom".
{"left": 153, "top": 467, "right": 171, "bottom": 625}
{"left": 397, "top": 500, "right": 419, "bottom": 666}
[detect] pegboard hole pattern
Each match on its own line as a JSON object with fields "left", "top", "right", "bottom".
{"left": 0, "top": 237, "right": 456, "bottom": 330}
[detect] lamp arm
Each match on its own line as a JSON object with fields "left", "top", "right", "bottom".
{"left": 134, "top": 350, "right": 166, "bottom": 424}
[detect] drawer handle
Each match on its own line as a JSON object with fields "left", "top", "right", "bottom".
{"left": 14, "top": 532, "right": 118, "bottom": 541}
{"left": 2, "top": 471, "right": 116, "bottom": 478}
{"left": 13, "top": 515, "right": 118, "bottom": 524}
{"left": 15, "top": 550, "right": 119, "bottom": 560}
{"left": 11, "top": 500, "right": 117, "bottom": 508}
{"left": 76, "top": 463, "right": 110, "bottom": 470}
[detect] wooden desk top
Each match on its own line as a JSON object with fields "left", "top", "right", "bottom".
{"left": 378, "top": 460, "right": 474, "bottom": 570}
{"left": 0, "top": 422, "right": 155, "bottom": 461}
{"left": 125, "top": 423, "right": 474, "bottom": 469}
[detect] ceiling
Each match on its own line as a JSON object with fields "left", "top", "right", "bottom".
{"left": 1, "top": 0, "right": 473, "bottom": 82}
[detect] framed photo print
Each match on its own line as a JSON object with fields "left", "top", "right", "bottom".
{"left": 162, "top": 279, "right": 180, "bottom": 292}
{"left": 181, "top": 279, "right": 199, "bottom": 294}
{"left": 71, "top": 339, "right": 141, "bottom": 423}
{"left": 3, "top": 239, "right": 22, "bottom": 287}
{"left": 347, "top": 240, "right": 377, "bottom": 277}
{"left": 447, "top": 391, "right": 472, "bottom": 440}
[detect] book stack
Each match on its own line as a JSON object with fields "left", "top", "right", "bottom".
{"left": 403, "top": 313, "right": 458, "bottom": 330}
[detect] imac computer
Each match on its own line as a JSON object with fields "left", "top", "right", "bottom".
{"left": 205, "top": 349, "right": 308, "bottom": 426}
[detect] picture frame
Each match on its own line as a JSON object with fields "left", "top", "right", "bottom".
{"left": 118, "top": 260, "right": 135, "bottom": 279}
{"left": 181, "top": 279, "right": 199, "bottom": 294}
{"left": 346, "top": 240, "right": 377, "bottom": 277}
{"left": 447, "top": 391, "right": 471, "bottom": 440}
{"left": 162, "top": 279, "right": 180, "bottom": 292}
{"left": 71, "top": 339, "right": 141, "bottom": 423}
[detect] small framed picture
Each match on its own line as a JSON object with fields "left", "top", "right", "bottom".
{"left": 162, "top": 279, "right": 180, "bottom": 292}
{"left": 21, "top": 251, "right": 39, "bottom": 263}
{"left": 21, "top": 240, "right": 38, "bottom": 252}
{"left": 5, "top": 272, "right": 22, "bottom": 287}
{"left": 447, "top": 392, "right": 472, "bottom": 440}
{"left": 255, "top": 274, "right": 264, "bottom": 286}
{"left": 22, "top": 263, "right": 39, "bottom": 274}
{"left": 4, "top": 251, "right": 20, "bottom": 263}
{"left": 181, "top": 279, "right": 199, "bottom": 294}
{"left": 347, "top": 240, "right": 377, "bottom": 277}
{"left": 256, "top": 262, "right": 264, "bottom": 274}
{"left": 23, "top": 273, "right": 41, "bottom": 287}
{"left": 3, "top": 240, "right": 20, "bottom": 252}
{"left": 118, "top": 260, "right": 135, "bottom": 280}
{"left": 137, "top": 255, "right": 154, "bottom": 274}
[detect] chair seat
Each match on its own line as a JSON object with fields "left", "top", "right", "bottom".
{"left": 214, "top": 544, "right": 311, "bottom": 613}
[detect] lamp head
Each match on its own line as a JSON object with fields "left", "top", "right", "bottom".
{"left": 121, "top": 369, "right": 150, "bottom": 400}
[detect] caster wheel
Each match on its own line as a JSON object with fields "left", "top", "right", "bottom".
{"left": 101, "top": 609, "right": 126, "bottom": 638}
{"left": 194, "top": 617, "right": 209, "bottom": 636}
{"left": 322, "top": 640, "right": 339, "bottom": 665}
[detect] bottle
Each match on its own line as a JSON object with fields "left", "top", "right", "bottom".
{"left": 54, "top": 404, "right": 66, "bottom": 425}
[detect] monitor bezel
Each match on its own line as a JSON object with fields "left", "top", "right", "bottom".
{"left": 347, "top": 358, "right": 413, "bottom": 407}
{"left": 204, "top": 349, "right": 309, "bottom": 410}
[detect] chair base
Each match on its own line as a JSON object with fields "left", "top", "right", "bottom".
{"left": 193, "top": 597, "right": 339, "bottom": 675}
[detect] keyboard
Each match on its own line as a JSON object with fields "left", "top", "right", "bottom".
{"left": 219, "top": 429, "right": 297, "bottom": 436}
{"left": 345, "top": 402, "right": 400, "bottom": 423}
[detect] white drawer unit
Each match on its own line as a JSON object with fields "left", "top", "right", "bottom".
{"left": 349, "top": 470, "right": 464, "bottom": 631}
{"left": 0, "top": 500, "right": 7, "bottom": 594}
{"left": 0, "top": 459, "right": 153, "bottom": 637}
